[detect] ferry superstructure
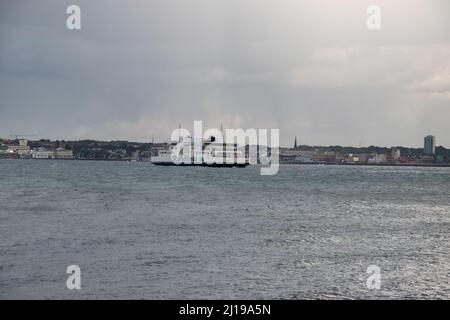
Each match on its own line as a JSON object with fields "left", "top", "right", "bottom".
{"left": 151, "top": 137, "right": 249, "bottom": 167}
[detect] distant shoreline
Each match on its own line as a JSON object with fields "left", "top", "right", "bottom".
{"left": 286, "top": 162, "right": 450, "bottom": 168}
{"left": 2, "top": 158, "right": 449, "bottom": 168}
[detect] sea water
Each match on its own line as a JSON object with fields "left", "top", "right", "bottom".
{"left": 0, "top": 160, "right": 449, "bottom": 299}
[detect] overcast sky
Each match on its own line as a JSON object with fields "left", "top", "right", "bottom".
{"left": 1, "top": 0, "right": 449, "bottom": 147}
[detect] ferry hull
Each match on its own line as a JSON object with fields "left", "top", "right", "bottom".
{"left": 151, "top": 161, "right": 249, "bottom": 168}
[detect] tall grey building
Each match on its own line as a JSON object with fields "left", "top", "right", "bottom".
{"left": 424, "top": 135, "right": 436, "bottom": 155}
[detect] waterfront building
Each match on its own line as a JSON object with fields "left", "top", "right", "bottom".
{"left": 32, "top": 148, "right": 54, "bottom": 159}
{"left": 294, "top": 151, "right": 315, "bottom": 164}
{"left": 367, "top": 154, "right": 387, "bottom": 164}
{"left": 7, "top": 139, "right": 30, "bottom": 157}
{"left": 347, "top": 154, "right": 371, "bottom": 164}
{"left": 132, "top": 151, "right": 140, "bottom": 161}
{"left": 312, "top": 152, "right": 337, "bottom": 164}
{"left": 419, "top": 155, "right": 436, "bottom": 163}
{"left": 348, "top": 155, "right": 360, "bottom": 163}
{"left": 54, "top": 147, "right": 73, "bottom": 159}
{"left": 424, "top": 135, "right": 436, "bottom": 155}
{"left": 280, "top": 148, "right": 303, "bottom": 164}
{"left": 0, "top": 144, "right": 8, "bottom": 154}
{"left": 389, "top": 148, "right": 401, "bottom": 162}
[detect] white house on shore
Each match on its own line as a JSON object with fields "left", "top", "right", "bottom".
{"left": 32, "top": 148, "right": 54, "bottom": 159}
{"left": 7, "top": 139, "right": 30, "bottom": 157}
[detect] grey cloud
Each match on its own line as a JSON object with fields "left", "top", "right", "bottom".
{"left": 1, "top": 0, "right": 449, "bottom": 147}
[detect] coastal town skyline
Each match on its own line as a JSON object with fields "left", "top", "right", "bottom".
{"left": 0, "top": 132, "right": 446, "bottom": 149}
{"left": 1, "top": 133, "right": 448, "bottom": 167}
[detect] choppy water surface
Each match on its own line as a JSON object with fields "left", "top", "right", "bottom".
{"left": 0, "top": 160, "right": 449, "bottom": 299}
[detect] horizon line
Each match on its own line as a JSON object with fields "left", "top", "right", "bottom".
{"left": 0, "top": 136, "right": 446, "bottom": 150}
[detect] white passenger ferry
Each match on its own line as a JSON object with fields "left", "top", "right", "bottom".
{"left": 151, "top": 137, "right": 248, "bottom": 167}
